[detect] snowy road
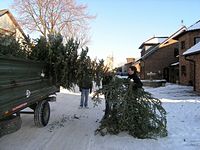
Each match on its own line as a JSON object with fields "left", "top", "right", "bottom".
{"left": 1, "top": 84, "right": 200, "bottom": 150}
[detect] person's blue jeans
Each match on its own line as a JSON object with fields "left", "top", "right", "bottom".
{"left": 80, "top": 89, "right": 90, "bottom": 107}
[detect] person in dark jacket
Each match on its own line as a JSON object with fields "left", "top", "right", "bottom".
{"left": 128, "top": 66, "right": 143, "bottom": 88}
{"left": 79, "top": 72, "right": 93, "bottom": 108}
{"left": 102, "top": 72, "right": 113, "bottom": 119}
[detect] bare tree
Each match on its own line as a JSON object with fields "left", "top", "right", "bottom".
{"left": 12, "top": 0, "right": 94, "bottom": 45}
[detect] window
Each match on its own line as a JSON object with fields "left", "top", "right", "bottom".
{"left": 194, "top": 37, "right": 200, "bottom": 45}
{"left": 181, "top": 65, "right": 186, "bottom": 76}
{"left": 181, "top": 41, "right": 185, "bottom": 49}
{"left": 174, "top": 48, "right": 179, "bottom": 57}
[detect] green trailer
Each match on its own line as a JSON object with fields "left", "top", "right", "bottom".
{"left": 0, "top": 55, "right": 59, "bottom": 132}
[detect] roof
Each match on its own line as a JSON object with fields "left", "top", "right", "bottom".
{"left": 0, "top": 9, "right": 8, "bottom": 16}
{"left": 133, "top": 59, "right": 141, "bottom": 65}
{"left": 173, "top": 20, "right": 200, "bottom": 40}
{"left": 138, "top": 36, "right": 168, "bottom": 49}
{"left": 183, "top": 42, "right": 200, "bottom": 56}
{"left": 187, "top": 20, "right": 200, "bottom": 31}
{"left": 0, "top": 9, "right": 28, "bottom": 40}
{"left": 171, "top": 62, "right": 179, "bottom": 66}
{"left": 160, "top": 26, "right": 186, "bottom": 46}
{"left": 138, "top": 44, "right": 159, "bottom": 61}
{"left": 137, "top": 26, "right": 186, "bottom": 61}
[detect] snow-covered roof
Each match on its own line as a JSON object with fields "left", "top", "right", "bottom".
{"left": 138, "top": 26, "right": 186, "bottom": 61}
{"left": 187, "top": 20, "right": 200, "bottom": 31}
{"left": 183, "top": 42, "right": 200, "bottom": 56}
{"left": 161, "top": 26, "right": 187, "bottom": 45}
{"left": 139, "top": 37, "right": 168, "bottom": 49}
{"left": 171, "top": 62, "right": 179, "bottom": 66}
{"left": 173, "top": 20, "right": 200, "bottom": 40}
{"left": 138, "top": 45, "right": 159, "bottom": 61}
{"left": 145, "top": 37, "right": 167, "bottom": 44}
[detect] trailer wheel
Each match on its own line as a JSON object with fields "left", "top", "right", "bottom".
{"left": 34, "top": 100, "right": 50, "bottom": 127}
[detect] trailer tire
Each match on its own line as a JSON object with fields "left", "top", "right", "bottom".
{"left": 0, "top": 114, "right": 22, "bottom": 138}
{"left": 34, "top": 100, "right": 50, "bottom": 127}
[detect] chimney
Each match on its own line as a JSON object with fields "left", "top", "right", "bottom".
{"left": 126, "top": 58, "right": 135, "bottom": 63}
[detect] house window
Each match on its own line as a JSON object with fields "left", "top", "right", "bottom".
{"left": 181, "top": 41, "right": 185, "bottom": 49}
{"left": 181, "top": 65, "right": 186, "bottom": 76}
{"left": 174, "top": 48, "right": 179, "bottom": 57}
{"left": 194, "top": 37, "right": 200, "bottom": 45}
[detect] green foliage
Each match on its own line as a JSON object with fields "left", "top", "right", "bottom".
{"left": 0, "top": 35, "right": 30, "bottom": 58}
{"left": 93, "top": 77, "right": 168, "bottom": 139}
{"left": 94, "top": 59, "right": 107, "bottom": 86}
{"left": 64, "top": 38, "right": 82, "bottom": 88}
{"left": 29, "top": 34, "right": 107, "bottom": 89}
{"left": 0, "top": 34, "right": 108, "bottom": 90}
{"left": 29, "top": 34, "right": 80, "bottom": 88}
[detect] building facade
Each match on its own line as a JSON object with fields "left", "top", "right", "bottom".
{"left": 174, "top": 20, "right": 200, "bottom": 86}
{"left": 138, "top": 28, "right": 186, "bottom": 81}
{"left": 0, "top": 9, "right": 27, "bottom": 42}
{"left": 183, "top": 42, "right": 200, "bottom": 93}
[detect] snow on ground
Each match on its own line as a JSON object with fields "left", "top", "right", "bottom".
{"left": 1, "top": 83, "right": 200, "bottom": 150}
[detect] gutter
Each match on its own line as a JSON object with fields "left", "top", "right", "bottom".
{"left": 140, "top": 59, "right": 146, "bottom": 79}
{"left": 184, "top": 56, "right": 196, "bottom": 91}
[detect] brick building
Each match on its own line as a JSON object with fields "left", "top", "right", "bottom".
{"left": 138, "top": 37, "right": 168, "bottom": 79}
{"left": 124, "top": 58, "right": 135, "bottom": 72}
{"left": 183, "top": 42, "right": 200, "bottom": 93}
{"left": 138, "top": 27, "right": 186, "bottom": 81}
{"left": 174, "top": 20, "right": 200, "bottom": 86}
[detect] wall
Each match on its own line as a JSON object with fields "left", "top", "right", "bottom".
{"left": 0, "top": 14, "right": 16, "bottom": 33}
{"left": 195, "top": 54, "right": 200, "bottom": 93}
{"left": 141, "top": 40, "right": 179, "bottom": 81}
{"left": 186, "top": 54, "right": 200, "bottom": 93}
{"left": 178, "top": 31, "right": 200, "bottom": 85}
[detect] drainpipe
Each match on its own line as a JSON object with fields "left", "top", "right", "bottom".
{"left": 140, "top": 59, "right": 145, "bottom": 79}
{"left": 184, "top": 56, "right": 196, "bottom": 91}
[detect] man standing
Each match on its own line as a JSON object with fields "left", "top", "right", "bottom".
{"left": 79, "top": 72, "right": 93, "bottom": 108}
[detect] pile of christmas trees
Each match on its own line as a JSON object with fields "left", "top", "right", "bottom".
{"left": 93, "top": 77, "right": 168, "bottom": 139}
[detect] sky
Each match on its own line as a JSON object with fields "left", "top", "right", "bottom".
{"left": 1, "top": 0, "right": 200, "bottom": 66}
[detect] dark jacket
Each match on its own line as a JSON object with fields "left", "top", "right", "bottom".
{"left": 79, "top": 75, "right": 93, "bottom": 91}
{"left": 128, "top": 73, "right": 143, "bottom": 88}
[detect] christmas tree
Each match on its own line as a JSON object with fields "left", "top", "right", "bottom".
{"left": 93, "top": 77, "right": 168, "bottom": 139}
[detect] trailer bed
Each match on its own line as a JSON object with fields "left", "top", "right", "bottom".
{"left": 0, "top": 56, "right": 59, "bottom": 119}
